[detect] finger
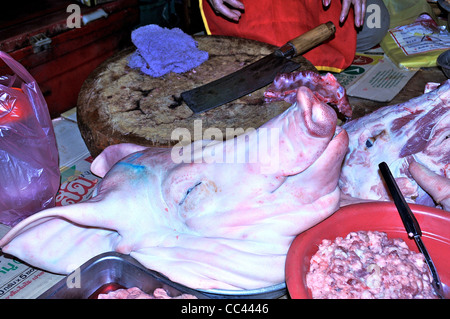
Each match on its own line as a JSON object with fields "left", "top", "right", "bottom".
{"left": 211, "top": 0, "right": 242, "bottom": 20}
{"left": 322, "top": 0, "right": 331, "bottom": 7}
{"left": 353, "top": 1, "right": 362, "bottom": 27}
{"left": 222, "top": 9, "right": 242, "bottom": 21}
{"left": 360, "top": 0, "right": 367, "bottom": 26}
{"left": 340, "top": 0, "right": 351, "bottom": 24}
{"left": 409, "top": 161, "right": 450, "bottom": 207}
{"left": 354, "top": 0, "right": 366, "bottom": 27}
{"left": 224, "top": 0, "right": 245, "bottom": 10}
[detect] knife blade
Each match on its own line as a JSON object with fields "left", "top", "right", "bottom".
{"left": 181, "top": 22, "right": 336, "bottom": 114}
{"left": 378, "top": 162, "right": 444, "bottom": 299}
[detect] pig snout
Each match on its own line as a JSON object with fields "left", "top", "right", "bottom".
{"left": 265, "top": 71, "right": 352, "bottom": 119}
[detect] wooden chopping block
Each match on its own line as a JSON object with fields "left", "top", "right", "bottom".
{"left": 77, "top": 35, "right": 316, "bottom": 158}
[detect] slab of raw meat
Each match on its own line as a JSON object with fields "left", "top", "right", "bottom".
{"left": 339, "top": 80, "right": 450, "bottom": 211}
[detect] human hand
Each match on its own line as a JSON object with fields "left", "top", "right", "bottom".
{"left": 323, "top": 0, "right": 366, "bottom": 27}
{"left": 409, "top": 160, "right": 450, "bottom": 212}
{"left": 206, "top": 0, "right": 245, "bottom": 21}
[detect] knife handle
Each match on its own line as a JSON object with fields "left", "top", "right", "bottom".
{"left": 277, "top": 21, "right": 336, "bottom": 58}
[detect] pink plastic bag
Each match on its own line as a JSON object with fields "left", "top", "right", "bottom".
{"left": 0, "top": 51, "right": 60, "bottom": 226}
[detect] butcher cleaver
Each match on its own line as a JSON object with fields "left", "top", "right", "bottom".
{"left": 182, "top": 21, "right": 336, "bottom": 113}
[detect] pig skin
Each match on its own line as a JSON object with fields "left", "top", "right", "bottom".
{"left": 0, "top": 86, "right": 349, "bottom": 290}
{"left": 339, "top": 80, "right": 450, "bottom": 211}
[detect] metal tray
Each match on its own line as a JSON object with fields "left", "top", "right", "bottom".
{"left": 38, "top": 252, "right": 209, "bottom": 299}
{"left": 38, "top": 251, "right": 287, "bottom": 299}
{"left": 198, "top": 283, "right": 286, "bottom": 299}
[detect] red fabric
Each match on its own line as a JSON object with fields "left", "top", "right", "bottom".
{"left": 201, "top": 0, "right": 357, "bottom": 72}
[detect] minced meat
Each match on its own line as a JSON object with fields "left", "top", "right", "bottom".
{"left": 306, "top": 231, "right": 438, "bottom": 299}
{"left": 97, "top": 287, "right": 197, "bottom": 299}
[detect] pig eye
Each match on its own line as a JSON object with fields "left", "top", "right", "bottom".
{"left": 365, "top": 129, "right": 386, "bottom": 149}
{"left": 365, "top": 138, "right": 374, "bottom": 148}
{"left": 179, "top": 182, "right": 202, "bottom": 206}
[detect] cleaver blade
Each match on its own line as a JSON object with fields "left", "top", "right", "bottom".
{"left": 181, "top": 22, "right": 336, "bottom": 114}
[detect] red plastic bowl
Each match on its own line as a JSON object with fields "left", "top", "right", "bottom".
{"left": 285, "top": 202, "right": 450, "bottom": 299}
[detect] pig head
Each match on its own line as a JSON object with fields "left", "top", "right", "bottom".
{"left": 339, "top": 80, "right": 450, "bottom": 211}
{"left": 0, "top": 86, "right": 349, "bottom": 290}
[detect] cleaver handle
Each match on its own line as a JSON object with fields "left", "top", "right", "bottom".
{"left": 277, "top": 21, "right": 336, "bottom": 58}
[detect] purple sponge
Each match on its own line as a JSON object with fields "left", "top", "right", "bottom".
{"left": 128, "top": 24, "right": 209, "bottom": 77}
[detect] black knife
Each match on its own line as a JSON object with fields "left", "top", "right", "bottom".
{"left": 181, "top": 22, "right": 336, "bottom": 114}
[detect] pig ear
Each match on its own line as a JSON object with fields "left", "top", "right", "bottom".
{"left": 0, "top": 202, "right": 119, "bottom": 274}
{"left": 91, "top": 143, "right": 148, "bottom": 177}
